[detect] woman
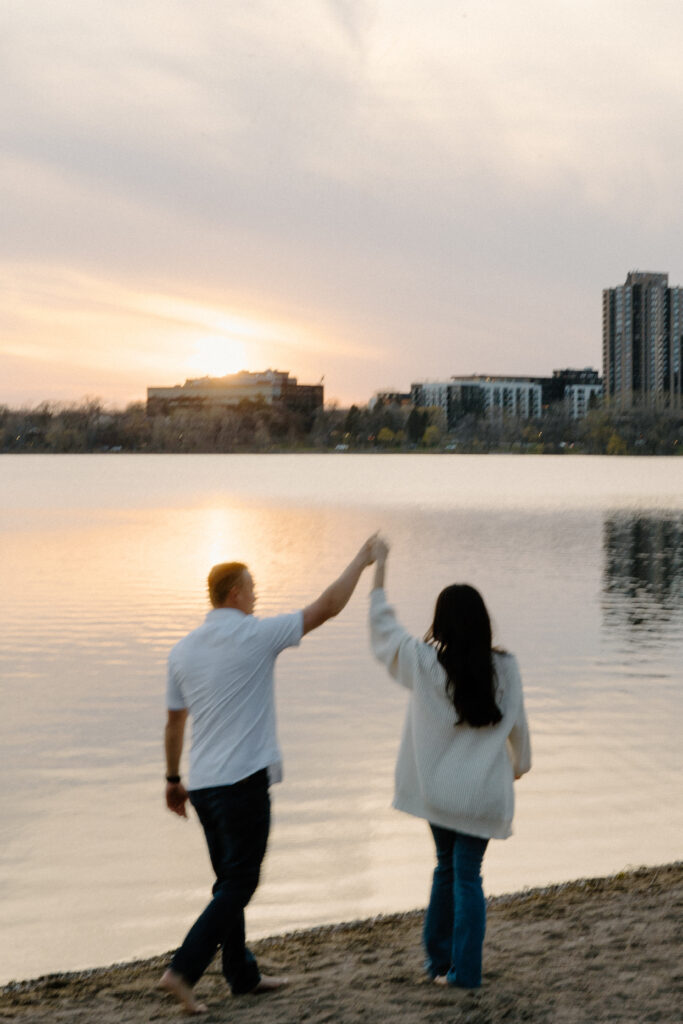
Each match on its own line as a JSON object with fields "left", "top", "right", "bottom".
{"left": 369, "top": 538, "right": 531, "bottom": 989}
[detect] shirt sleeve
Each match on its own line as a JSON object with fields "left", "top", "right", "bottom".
{"left": 368, "top": 588, "right": 421, "bottom": 691}
{"left": 256, "top": 610, "right": 304, "bottom": 655}
{"left": 166, "top": 656, "right": 187, "bottom": 711}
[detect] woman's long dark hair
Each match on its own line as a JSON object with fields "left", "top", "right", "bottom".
{"left": 426, "top": 584, "right": 502, "bottom": 728}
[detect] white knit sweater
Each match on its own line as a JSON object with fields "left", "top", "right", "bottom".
{"left": 370, "top": 588, "right": 531, "bottom": 840}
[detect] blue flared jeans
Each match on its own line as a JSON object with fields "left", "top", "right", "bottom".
{"left": 423, "top": 823, "right": 489, "bottom": 988}
{"left": 170, "top": 769, "right": 270, "bottom": 994}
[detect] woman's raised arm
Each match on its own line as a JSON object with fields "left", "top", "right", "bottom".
{"left": 372, "top": 536, "right": 390, "bottom": 591}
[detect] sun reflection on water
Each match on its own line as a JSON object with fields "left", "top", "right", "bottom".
{"left": 0, "top": 455, "right": 681, "bottom": 983}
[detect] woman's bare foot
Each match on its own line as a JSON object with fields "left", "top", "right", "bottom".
{"left": 158, "top": 968, "right": 208, "bottom": 1014}
{"left": 433, "top": 975, "right": 448, "bottom": 986}
{"left": 249, "top": 974, "right": 289, "bottom": 994}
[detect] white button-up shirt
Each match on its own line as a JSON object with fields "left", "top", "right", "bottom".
{"left": 167, "top": 607, "right": 303, "bottom": 790}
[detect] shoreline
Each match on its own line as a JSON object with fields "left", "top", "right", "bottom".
{"left": 3, "top": 448, "right": 683, "bottom": 456}
{"left": 2, "top": 862, "right": 681, "bottom": 1022}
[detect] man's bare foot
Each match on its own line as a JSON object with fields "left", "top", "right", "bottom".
{"left": 433, "top": 975, "right": 448, "bottom": 986}
{"left": 158, "top": 968, "right": 208, "bottom": 1015}
{"left": 249, "top": 974, "right": 289, "bottom": 994}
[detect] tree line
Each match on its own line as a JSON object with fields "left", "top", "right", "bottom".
{"left": 1, "top": 398, "right": 681, "bottom": 455}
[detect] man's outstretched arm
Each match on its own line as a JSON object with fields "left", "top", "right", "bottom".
{"left": 164, "top": 708, "right": 189, "bottom": 817}
{"left": 302, "top": 535, "right": 376, "bottom": 635}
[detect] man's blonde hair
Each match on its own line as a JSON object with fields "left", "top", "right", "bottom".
{"left": 208, "top": 562, "right": 248, "bottom": 608}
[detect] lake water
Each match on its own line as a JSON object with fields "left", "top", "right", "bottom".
{"left": 1, "top": 454, "right": 681, "bottom": 985}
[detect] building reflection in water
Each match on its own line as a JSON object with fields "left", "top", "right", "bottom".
{"left": 602, "top": 513, "right": 683, "bottom": 639}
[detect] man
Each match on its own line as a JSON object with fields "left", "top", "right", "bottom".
{"left": 159, "top": 536, "right": 376, "bottom": 1014}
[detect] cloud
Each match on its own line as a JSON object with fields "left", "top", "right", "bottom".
{"left": 2, "top": 1, "right": 683, "bottom": 403}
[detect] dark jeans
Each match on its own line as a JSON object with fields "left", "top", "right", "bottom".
{"left": 170, "top": 769, "right": 270, "bottom": 994}
{"left": 423, "top": 823, "right": 489, "bottom": 988}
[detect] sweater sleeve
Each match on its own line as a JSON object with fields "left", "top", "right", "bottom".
{"left": 506, "top": 660, "right": 531, "bottom": 777}
{"left": 369, "top": 588, "right": 421, "bottom": 691}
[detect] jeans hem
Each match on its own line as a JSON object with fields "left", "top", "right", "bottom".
{"left": 230, "top": 967, "right": 261, "bottom": 996}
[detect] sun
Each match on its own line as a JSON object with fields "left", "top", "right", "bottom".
{"left": 187, "top": 336, "right": 249, "bottom": 378}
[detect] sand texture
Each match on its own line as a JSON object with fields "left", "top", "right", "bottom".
{"left": 1, "top": 863, "right": 681, "bottom": 1024}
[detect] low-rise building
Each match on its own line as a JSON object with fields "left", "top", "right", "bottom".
{"left": 411, "top": 376, "right": 542, "bottom": 428}
{"left": 563, "top": 382, "right": 603, "bottom": 419}
{"left": 409, "top": 368, "right": 602, "bottom": 425}
{"left": 147, "top": 370, "right": 323, "bottom": 417}
{"left": 540, "top": 368, "right": 595, "bottom": 404}
{"left": 545, "top": 368, "right": 602, "bottom": 416}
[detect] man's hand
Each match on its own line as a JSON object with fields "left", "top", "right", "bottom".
{"left": 358, "top": 533, "right": 378, "bottom": 567}
{"left": 166, "top": 781, "right": 189, "bottom": 818}
{"left": 164, "top": 708, "right": 188, "bottom": 815}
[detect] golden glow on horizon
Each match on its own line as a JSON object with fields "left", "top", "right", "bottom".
{"left": 0, "top": 264, "right": 381, "bottom": 406}
{"left": 186, "top": 336, "right": 249, "bottom": 378}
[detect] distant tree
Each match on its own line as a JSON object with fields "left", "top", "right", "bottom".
{"left": 422, "top": 424, "right": 441, "bottom": 447}
{"left": 2, "top": 394, "right": 679, "bottom": 456}
{"left": 580, "top": 409, "right": 612, "bottom": 454}
{"left": 426, "top": 406, "right": 447, "bottom": 437}
{"left": 606, "top": 431, "right": 627, "bottom": 455}
{"left": 407, "top": 408, "right": 428, "bottom": 443}
{"left": 449, "top": 413, "right": 478, "bottom": 449}
{"left": 119, "top": 402, "right": 152, "bottom": 450}
{"left": 310, "top": 405, "right": 343, "bottom": 448}
{"left": 537, "top": 405, "right": 575, "bottom": 449}
{"left": 344, "top": 405, "right": 362, "bottom": 437}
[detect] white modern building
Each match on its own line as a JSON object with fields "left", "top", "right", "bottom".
{"left": 411, "top": 376, "right": 542, "bottom": 427}
{"left": 564, "top": 382, "right": 602, "bottom": 419}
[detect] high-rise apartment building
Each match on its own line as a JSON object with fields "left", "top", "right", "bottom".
{"left": 602, "top": 271, "right": 683, "bottom": 409}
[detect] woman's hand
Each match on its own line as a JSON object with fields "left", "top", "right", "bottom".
{"left": 372, "top": 536, "right": 389, "bottom": 564}
{"left": 372, "top": 536, "right": 390, "bottom": 589}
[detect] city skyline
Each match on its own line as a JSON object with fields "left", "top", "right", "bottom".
{"left": 3, "top": 2, "right": 683, "bottom": 407}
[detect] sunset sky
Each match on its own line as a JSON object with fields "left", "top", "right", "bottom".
{"left": 3, "top": 1, "right": 683, "bottom": 407}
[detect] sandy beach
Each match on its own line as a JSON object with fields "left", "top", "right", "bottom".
{"left": 1, "top": 863, "right": 680, "bottom": 1024}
